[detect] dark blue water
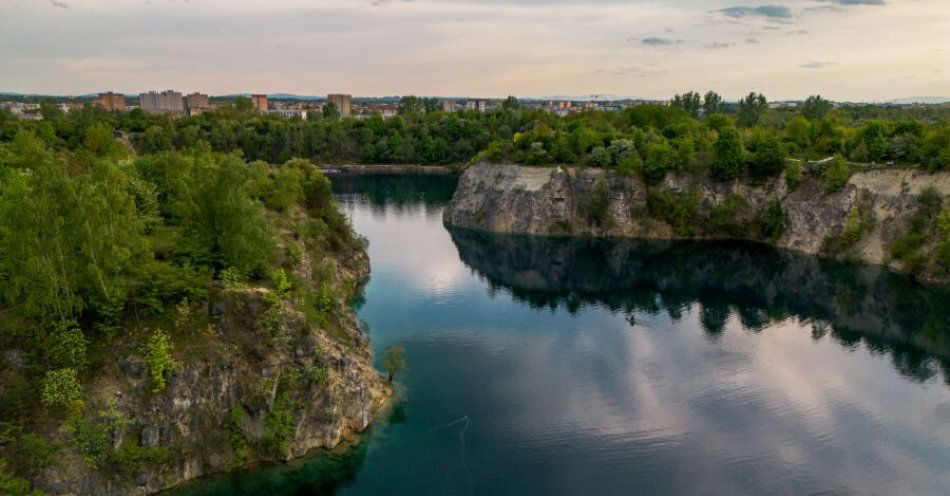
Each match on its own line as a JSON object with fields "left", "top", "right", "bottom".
{"left": 175, "top": 174, "right": 950, "bottom": 496}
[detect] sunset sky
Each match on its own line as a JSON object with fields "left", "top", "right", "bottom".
{"left": 1, "top": 0, "right": 948, "bottom": 100}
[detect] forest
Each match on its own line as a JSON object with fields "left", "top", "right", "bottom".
{"left": 0, "top": 123, "right": 364, "bottom": 493}
{"left": 2, "top": 93, "right": 948, "bottom": 182}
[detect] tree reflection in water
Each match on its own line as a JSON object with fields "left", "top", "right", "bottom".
{"left": 448, "top": 227, "right": 950, "bottom": 384}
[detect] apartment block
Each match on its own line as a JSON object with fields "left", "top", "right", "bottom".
{"left": 326, "top": 94, "right": 353, "bottom": 117}
{"left": 250, "top": 94, "right": 268, "bottom": 113}
{"left": 94, "top": 92, "right": 126, "bottom": 112}
{"left": 139, "top": 90, "right": 184, "bottom": 115}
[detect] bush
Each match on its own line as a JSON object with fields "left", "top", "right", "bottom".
{"left": 785, "top": 161, "right": 803, "bottom": 190}
{"left": 140, "top": 330, "right": 178, "bottom": 393}
{"left": 271, "top": 268, "right": 293, "bottom": 300}
{"left": 889, "top": 187, "right": 946, "bottom": 276}
{"left": 642, "top": 142, "right": 674, "bottom": 183}
{"left": 0, "top": 460, "right": 44, "bottom": 496}
{"left": 822, "top": 155, "right": 850, "bottom": 193}
{"left": 708, "top": 195, "right": 752, "bottom": 237}
{"left": 47, "top": 321, "right": 88, "bottom": 369}
{"left": 646, "top": 188, "right": 701, "bottom": 236}
{"left": 68, "top": 404, "right": 131, "bottom": 468}
{"left": 226, "top": 406, "right": 251, "bottom": 463}
{"left": 582, "top": 178, "right": 610, "bottom": 226}
{"left": 266, "top": 166, "right": 304, "bottom": 212}
{"left": 18, "top": 433, "right": 60, "bottom": 476}
{"left": 750, "top": 136, "right": 786, "bottom": 178}
{"left": 306, "top": 365, "right": 328, "bottom": 386}
{"left": 821, "top": 193, "right": 875, "bottom": 258}
{"left": 754, "top": 200, "right": 786, "bottom": 241}
{"left": 712, "top": 127, "right": 744, "bottom": 181}
{"left": 262, "top": 391, "right": 297, "bottom": 456}
{"left": 41, "top": 368, "right": 83, "bottom": 408}
{"left": 111, "top": 440, "right": 171, "bottom": 472}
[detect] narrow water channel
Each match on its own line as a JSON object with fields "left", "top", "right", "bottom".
{"left": 174, "top": 174, "right": 949, "bottom": 496}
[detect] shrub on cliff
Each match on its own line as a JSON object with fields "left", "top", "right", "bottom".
{"left": 822, "top": 155, "right": 850, "bottom": 193}
{"left": 0, "top": 461, "right": 44, "bottom": 496}
{"left": 40, "top": 368, "right": 84, "bottom": 408}
{"left": 646, "top": 188, "right": 701, "bottom": 236}
{"left": 750, "top": 136, "right": 786, "bottom": 178}
{"left": 642, "top": 142, "right": 674, "bottom": 183}
{"left": 581, "top": 178, "right": 611, "bottom": 226}
{"left": 712, "top": 127, "right": 744, "bottom": 181}
{"left": 890, "top": 187, "right": 946, "bottom": 277}
{"left": 140, "top": 330, "right": 179, "bottom": 393}
{"left": 754, "top": 200, "right": 786, "bottom": 241}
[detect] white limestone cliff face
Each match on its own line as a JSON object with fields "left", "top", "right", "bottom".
{"left": 444, "top": 163, "right": 949, "bottom": 275}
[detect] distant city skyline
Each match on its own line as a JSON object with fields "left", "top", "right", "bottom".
{"left": 1, "top": 0, "right": 948, "bottom": 101}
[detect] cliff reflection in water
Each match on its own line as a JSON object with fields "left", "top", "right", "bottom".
{"left": 448, "top": 227, "right": 950, "bottom": 384}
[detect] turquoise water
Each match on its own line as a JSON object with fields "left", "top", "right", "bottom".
{"left": 175, "top": 174, "right": 950, "bottom": 496}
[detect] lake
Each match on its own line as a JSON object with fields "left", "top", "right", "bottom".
{"left": 174, "top": 174, "right": 949, "bottom": 496}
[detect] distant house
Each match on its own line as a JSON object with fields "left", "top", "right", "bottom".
{"left": 269, "top": 108, "right": 307, "bottom": 119}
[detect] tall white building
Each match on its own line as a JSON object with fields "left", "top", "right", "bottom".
{"left": 139, "top": 90, "right": 184, "bottom": 115}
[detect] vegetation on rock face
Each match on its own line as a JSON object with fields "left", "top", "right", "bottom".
{"left": 383, "top": 345, "right": 407, "bottom": 383}
{"left": 140, "top": 329, "right": 179, "bottom": 393}
{"left": 0, "top": 119, "right": 371, "bottom": 492}
{"left": 822, "top": 155, "right": 851, "bottom": 193}
{"left": 889, "top": 187, "right": 949, "bottom": 277}
{"left": 821, "top": 190, "right": 877, "bottom": 262}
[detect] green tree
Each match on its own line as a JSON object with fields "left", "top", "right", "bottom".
{"left": 266, "top": 165, "right": 304, "bottom": 212}
{"left": 398, "top": 96, "right": 425, "bottom": 115}
{"left": 702, "top": 91, "right": 723, "bottom": 116}
{"left": 322, "top": 103, "right": 340, "bottom": 119}
{"left": 751, "top": 135, "right": 786, "bottom": 177}
{"left": 177, "top": 155, "right": 274, "bottom": 275}
{"left": 383, "top": 345, "right": 406, "bottom": 383}
{"left": 233, "top": 96, "right": 253, "bottom": 112}
{"left": 823, "top": 155, "right": 850, "bottom": 193}
{"left": 672, "top": 91, "right": 701, "bottom": 118}
{"left": 802, "top": 95, "right": 832, "bottom": 120}
{"left": 712, "top": 126, "right": 744, "bottom": 180}
{"left": 502, "top": 95, "right": 521, "bottom": 110}
{"left": 0, "top": 141, "right": 151, "bottom": 323}
{"left": 784, "top": 115, "right": 812, "bottom": 150}
{"left": 643, "top": 141, "right": 674, "bottom": 182}
{"left": 144, "top": 125, "right": 172, "bottom": 153}
{"left": 737, "top": 92, "right": 767, "bottom": 127}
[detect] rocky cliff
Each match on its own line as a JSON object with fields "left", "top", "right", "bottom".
{"left": 11, "top": 228, "right": 391, "bottom": 496}
{"left": 444, "top": 163, "right": 950, "bottom": 278}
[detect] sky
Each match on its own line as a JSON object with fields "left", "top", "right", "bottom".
{"left": 0, "top": 0, "right": 948, "bottom": 101}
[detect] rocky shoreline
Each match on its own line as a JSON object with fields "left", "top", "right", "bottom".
{"left": 444, "top": 163, "right": 950, "bottom": 280}
{"left": 29, "top": 241, "right": 391, "bottom": 496}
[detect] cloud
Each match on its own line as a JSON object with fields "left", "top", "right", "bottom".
{"left": 800, "top": 61, "right": 838, "bottom": 69}
{"left": 50, "top": 0, "right": 69, "bottom": 8}
{"left": 719, "top": 5, "right": 793, "bottom": 19}
{"left": 640, "top": 37, "right": 682, "bottom": 46}
{"left": 706, "top": 41, "right": 733, "bottom": 49}
{"left": 834, "top": 0, "right": 885, "bottom": 5}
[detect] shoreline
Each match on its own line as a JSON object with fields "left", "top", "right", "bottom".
{"left": 322, "top": 164, "right": 456, "bottom": 175}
